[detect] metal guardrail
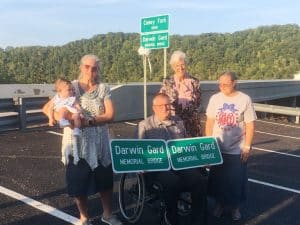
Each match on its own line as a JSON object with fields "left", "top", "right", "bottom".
{"left": 254, "top": 103, "right": 300, "bottom": 124}
{"left": 18, "top": 97, "right": 49, "bottom": 130}
{"left": 0, "top": 97, "right": 49, "bottom": 132}
{"left": 0, "top": 98, "right": 15, "bottom": 112}
{"left": 0, "top": 81, "right": 300, "bottom": 132}
{"left": 1, "top": 97, "right": 299, "bottom": 133}
{"left": 0, "top": 98, "right": 18, "bottom": 131}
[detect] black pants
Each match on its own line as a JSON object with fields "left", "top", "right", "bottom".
{"left": 145, "top": 168, "right": 207, "bottom": 225}
{"left": 66, "top": 157, "right": 113, "bottom": 197}
{"left": 208, "top": 154, "right": 247, "bottom": 208}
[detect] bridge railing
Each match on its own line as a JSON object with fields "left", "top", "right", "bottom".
{"left": 0, "top": 80, "right": 300, "bottom": 132}
{"left": 0, "top": 97, "right": 49, "bottom": 132}
{"left": 0, "top": 98, "right": 19, "bottom": 131}
{"left": 254, "top": 103, "right": 300, "bottom": 124}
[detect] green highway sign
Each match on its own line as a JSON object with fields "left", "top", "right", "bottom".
{"left": 167, "top": 137, "right": 223, "bottom": 170}
{"left": 141, "top": 32, "right": 169, "bottom": 49}
{"left": 110, "top": 139, "right": 170, "bottom": 173}
{"left": 141, "top": 15, "right": 169, "bottom": 33}
{"left": 140, "top": 14, "right": 169, "bottom": 49}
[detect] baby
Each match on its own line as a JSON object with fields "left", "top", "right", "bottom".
{"left": 47, "top": 78, "right": 83, "bottom": 136}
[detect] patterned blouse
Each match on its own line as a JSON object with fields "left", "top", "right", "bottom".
{"left": 61, "top": 80, "right": 112, "bottom": 170}
{"left": 159, "top": 74, "right": 202, "bottom": 137}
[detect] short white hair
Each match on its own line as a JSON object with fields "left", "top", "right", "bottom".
{"left": 169, "top": 50, "right": 186, "bottom": 66}
{"left": 78, "top": 54, "right": 101, "bottom": 83}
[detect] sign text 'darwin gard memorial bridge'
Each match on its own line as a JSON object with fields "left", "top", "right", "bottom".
{"left": 110, "top": 137, "right": 222, "bottom": 173}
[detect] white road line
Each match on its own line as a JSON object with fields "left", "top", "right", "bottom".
{"left": 248, "top": 179, "right": 300, "bottom": 194}
{"left": 256, "top": 119, "right": 300, "bottom": 129}
{"left": 47, "top": 128, "right": 300, "bottom": 158}
{"left": 124, "top": 122, "right": 137, "bottom": 126}
{"left": 124, "top": 120, "right": 300, "bottom": 140}
{"left": 0, "top": 185, "right": 79, "bottom": 224}
{"left": 253, "top": 147, "right": 300, "bottom": 158}
{"left": 246, "top": 196, "right": 295, "bottom": 225}
{"left": 1, "top": 178, "right": 299, "bottom": 224}
{"left": 47, "top": 131, "right": 63, "bottom": 136}
{"left": 255, "top": 130, "right": 300, "bottom": 140}
{"left": 0, "top": 155, "right": 60, "bottom": 159}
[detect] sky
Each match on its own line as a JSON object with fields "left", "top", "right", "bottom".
{"left": 1, "top": 0, "right": 300, "bottom": 48}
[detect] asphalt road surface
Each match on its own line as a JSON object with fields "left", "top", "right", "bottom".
{"left": 1, "top": 119, "right": 300, "bottom": 225}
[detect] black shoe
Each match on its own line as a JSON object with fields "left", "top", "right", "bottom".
{"left": 232, "top": 208, "right": 242, "bottom": 221}
{"left": 213, "top": 203, "right": 224, "bottom": 218}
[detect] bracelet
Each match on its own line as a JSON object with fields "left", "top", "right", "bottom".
{"left": 244, "top": 145, "right": 251, "bottom": 150}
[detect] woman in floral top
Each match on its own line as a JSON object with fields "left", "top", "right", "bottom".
{"left": 160, "top": 50, "right": 202, "bottom": 137}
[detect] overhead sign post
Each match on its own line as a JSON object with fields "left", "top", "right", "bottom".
{"left": 140, "top": 14, "right": 169, "bottom": 120}
{"left": 110, "top": 139, "right": 170, "bottom": 173}
{"left": 167, "top": 137, "right": 223, "bottom": 170}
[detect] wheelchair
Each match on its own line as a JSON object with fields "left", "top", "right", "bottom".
{"left": 118, "top": 172, "right": 193, "bottom": 224}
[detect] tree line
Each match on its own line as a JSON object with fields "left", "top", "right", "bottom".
{"left": 0, "top": 24, "right": 299, "bottom": 84}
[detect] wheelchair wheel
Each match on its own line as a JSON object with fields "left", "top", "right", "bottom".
{"left": 119, "top": 173, "right": 145, "bottom": 223}
{"left": 177, "top": 192, "right": 192, "bottom": 216}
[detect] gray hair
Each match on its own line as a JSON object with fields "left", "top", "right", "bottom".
{"left": 219, "top": 71, "right": 238, "bottom": 81}
{"left": 78, "top": 54, "right": 101, "bottom": 83}
{"left": 219, "top": 71, "right": 238, "bottom": 89}
{"left": 169, "top": 50, "right": 186, "bottom": 66}
{"left": 152, "top": 93, "right": 170, "bottom": 105}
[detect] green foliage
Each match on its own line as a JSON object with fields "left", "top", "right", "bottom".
{"left": 0, "top": 24, "right": 299, "bottom": 84}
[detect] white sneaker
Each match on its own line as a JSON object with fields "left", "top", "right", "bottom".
{"left": 164, "top": 211, "right": 172, "bottom": 225}
{"left": 59, "top": 119, "right": 70, "bottom": 128}
{"left": 101, "top": 215, "right": 123, "bottom": 225}
{"left": 73, "top": 128, "right": 82, "bottom": 136}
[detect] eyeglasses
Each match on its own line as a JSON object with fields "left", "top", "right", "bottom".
{"left": 174, "top": 63, "right": 185, "bottom": 69}
{"left": 219, "top": 83, "right": 233, "bottom": 87}
{"left": 154, "top": 103, "right": 171, "bottom": 108}
{"left": 84, "top": 65, "right": 98, "bottom": 72}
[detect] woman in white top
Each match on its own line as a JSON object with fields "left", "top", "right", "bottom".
{"left": 205, "top": 71, "right": 256, "bottom": 221}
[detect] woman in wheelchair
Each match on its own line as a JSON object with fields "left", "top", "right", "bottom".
{"left": 137, "top": 93, "right": 207, "bottom": 225}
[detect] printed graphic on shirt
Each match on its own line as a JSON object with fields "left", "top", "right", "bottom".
{"left": 216, "top": 103, "right": 239, "bottom": 131}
